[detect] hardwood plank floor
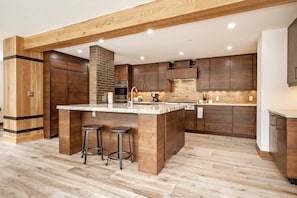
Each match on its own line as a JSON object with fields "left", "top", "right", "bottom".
{"left": 0, "top": 130, "right": 296, "bottom": 198}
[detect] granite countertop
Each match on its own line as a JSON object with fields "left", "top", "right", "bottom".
{"left": 268, "top": 109, "right": 297, "bottom": 118}
{"left": 57, "top": 103, "right": 186, "bottom": 115}
{"left": 136, "top": 101, "right": 257, "bottom": 107}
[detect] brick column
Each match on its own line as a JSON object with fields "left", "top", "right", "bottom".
{"left": 89, "top": 45, "right": 115, "bottom": 104}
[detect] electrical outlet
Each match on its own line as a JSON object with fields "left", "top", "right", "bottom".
{"left": 215, "top": 96, "right": 220, "bottom": 101}
{"left": 92, "top": 111, "right": 96, "bottom": 117}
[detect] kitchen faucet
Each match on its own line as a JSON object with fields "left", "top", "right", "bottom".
{"left": 130, "top": 86, "right": 138, "bottom": 107}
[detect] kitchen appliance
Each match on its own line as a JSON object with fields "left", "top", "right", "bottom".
{"left": 151, "top": 93, "right": 159, "bottom": 102}
{"left": 114, "top": 81, "right": 128, "bottom": 103}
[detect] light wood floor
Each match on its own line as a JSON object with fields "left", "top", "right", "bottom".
{"left": 0, "top": 131, "right": 296, "bottom": 198}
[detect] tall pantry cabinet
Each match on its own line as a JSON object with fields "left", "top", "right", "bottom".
{"left": 44, "top": 51, "right": 89, "bottom": 138}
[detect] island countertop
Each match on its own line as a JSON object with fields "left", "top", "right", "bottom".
{"left": 57, "top": 103, "right": 186, "bottom": 115}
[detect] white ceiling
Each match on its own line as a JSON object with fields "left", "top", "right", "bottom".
{"left": 1, "top": 1, "right": 297, "bottom": 65}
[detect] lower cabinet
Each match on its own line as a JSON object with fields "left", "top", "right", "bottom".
{"left": 269, "top": 112, "right": 297, "bottom": 184}
{"left": 185, "top": 109, "right": 197, "bottom": 131}
{"left": 196, "top": 105, "right": 256, "bottom": 138}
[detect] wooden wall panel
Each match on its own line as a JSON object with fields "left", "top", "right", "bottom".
{"left": 3, "top": 36, "right": 44, "bottom": 144}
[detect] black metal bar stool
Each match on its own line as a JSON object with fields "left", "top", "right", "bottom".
{"left": 105, "top": 126, "right": 133, "bottom": 169}
{"left": 81, "top": 124, "right": 104, "bottom": 164}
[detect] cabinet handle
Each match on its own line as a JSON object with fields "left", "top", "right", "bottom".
{"left": 295, "top": 66, "right": 297, "bottom": 79}
{"left": 253, "top": 79, "right": 256, "bottom": 89}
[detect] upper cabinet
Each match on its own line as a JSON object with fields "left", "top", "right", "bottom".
{"left": 210, "top": 56, "right": 231, "bottom": 90}
{"left": 132, "top": 63, "right": 171, "bottom": 91}
{"left": 197, "top": 54, "right": 257, "bottom": 91}
{"left": 288, "top": 17, "right": 297, "bottom": 87}
{"left": 114, "top": 64, "right": 131, "bottom": 82}
{"left": 231, "top": 54, "right": 255, "bottom": 90}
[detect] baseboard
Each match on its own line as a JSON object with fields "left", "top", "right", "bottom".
{"left": 256, "top": 144, "right": 273, "bottom": 160}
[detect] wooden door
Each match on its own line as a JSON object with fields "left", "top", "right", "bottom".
{"left": 158, "top": 62, "right": 171, "bottom": 91}
{"left": 197, "top": 58, "right": 210, "bottom": 90}
{"left": 288, "top": 18, "right": 297, "bottom": 86}
{"left": 230, "top": 55, "right": 253, "bottom": 90}
{"left": 233, "top": 106, "right": 256, "bottom": 138}
{"left": 204, "top": 106, "right": 232, "bottom": 134}
{"left": 68, "top": 71, "right": 89, "bottom": 104}
{"left": 144, "top": 63, "right": 158, "bottom": 91}
{"left": 50, "top": 66, "right": 68, "bottom": 137}
{"left": 185, "top": 110, "right": 197, "bottom": 131}
{"left": 210, "top": 57, "right": 230, "bottom": 90}
{"left": 132, "top": 65, "right": 145, "bottom": 91}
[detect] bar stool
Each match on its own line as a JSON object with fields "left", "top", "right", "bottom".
{"left": 81, "top": 124, "right": 104, "bottom": 164}
{"left": 105, "top": 126, "right": 133, "bottom": 169}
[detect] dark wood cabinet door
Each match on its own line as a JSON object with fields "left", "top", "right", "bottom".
{"left": 197, "top": 59, "right": 210, "bottom": 90}
{"left": 115, "top": 64, "right": 129, "bottom": 81}
{"left": 158, "top": 62, "right": 171, "bottom": 91}
{"left": 50, "top": 67, "right": 68, "bottom": 137}
{"left": 204, "top": 106, "right": 232, "bottom": 134}
{"left": 210, "top": 57, "right": 230, "bottom": 90}
{"left": 144, "top": 63, "right": 158, "bottom": 91}
{"left": 132, "top": 65, "right": 145, "bottom": 91}
{"left": 275, "top": 116, "right": 287, "bottom": 174}
{"left": 252, "top": 54, "right": 257, "bottom": 89}
{"left": 233, "top": 106, "right": 256, "bottom": 137}
{"left": 231, "top": 55, "right": 253, "bottom": 90}
{"left": 288, "top": 18, "right": 297, "bottom": 86}
{"left": 68, "top": 70, "right": 89, "bottom": 104}
{"left": 185, "top": 110, "right": 197, "bottom": 130}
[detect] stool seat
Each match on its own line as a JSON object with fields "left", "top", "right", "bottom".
{"left": 83, "top": 124, "right": 104, "bottom": 130}
{"left": 106, "top": 126, "right": 133, "bottom": 169}
{"left": 81, "top": 124, "right": 104, "bottom": 164}
{"left": 110, "top": 126, "right": 130, "bottom": 133}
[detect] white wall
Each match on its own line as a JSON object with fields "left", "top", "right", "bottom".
{"left": 0, "top": 61, "right": 3, "bottom": 122}
{"left": 257, "top": 28, "right": 297, "bottom": 151}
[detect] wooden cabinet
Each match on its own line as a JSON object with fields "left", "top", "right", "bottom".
{"left": 132, "top": 63, "right": 172, "bottom": 91}
{"left": 185, "top": 109, "right": 197, "bottom": 131}
{"left": 210, "top": 57, "right": 231, "bottom": 90}
{"left": 204, "top": 106, "right": 233, "bottom": 134}
{"left": 231, "top": 55, "right": 254, "bottom": 90}
{"left": 166, "top": 67, "right": 198, "bottom": 80}
{"left": 44, "top": 51, "right": 89, "bottom": 138}
{"left": 196, "top": 105, "right": 256, "bottom": 138}
{"left": 158, "top": 62, "right": 172, "bottom": 91}
{"left": 114, "top": 64, "right": 131, "bottom": 82}
{"left": 197, "top": 54, "right": 257, "bottom": 91}
{"left": 288, "top": 17, "right": 297, "bottom": 86}
{"left": 269, "top": 112, "right": 297, "bottom": 184}
{"left": 197, "top": 59, "right": 210, "bottom": 90}
{"left": 233, "top": 106, "right": 256, "bottom": 138}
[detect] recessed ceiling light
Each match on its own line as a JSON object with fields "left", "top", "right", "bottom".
{"left": 179, "top": 51, "right": 184, "bottom": 56}
{"left": 77, "top": 49, "right": 83, "bottom": 53}
{"left": 228, "top": 23, "right": 236, "bottom": 29}
{"left": 146, "top": 28, "right": 153, "bottom": 34}
{"left": 140, "top": 56, "right": 145, "bottom": 60}
{"left": 99, "top": 39, "right": 104, "bottom": 43}
{"left": 226, "top": 45, "right": 233, "bottom": 50}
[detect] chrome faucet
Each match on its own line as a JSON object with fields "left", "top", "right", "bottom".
{"left": 130, "top": 86, "right": 138, "bottom": 106}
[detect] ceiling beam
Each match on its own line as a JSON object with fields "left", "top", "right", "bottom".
{"left": 23, "top": 0, "right": 297, "bottom": 52}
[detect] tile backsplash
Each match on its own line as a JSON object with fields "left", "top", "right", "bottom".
{"left": 137, "top": 79, "right": 257, "bottom": 104}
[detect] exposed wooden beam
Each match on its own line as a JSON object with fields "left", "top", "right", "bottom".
{"left": 24, "top": 0, "right": 297, "bottom": 52}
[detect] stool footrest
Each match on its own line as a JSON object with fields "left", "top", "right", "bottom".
{"left": 107, "top": 151, "right": 133, "bottom": 161}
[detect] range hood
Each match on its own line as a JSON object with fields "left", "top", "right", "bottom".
{"left": 166, "top": 67, "right": 198, "bottom": 80}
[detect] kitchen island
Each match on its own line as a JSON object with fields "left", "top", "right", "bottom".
{"left": 57, "top": 103, "right": 185, "bottom": 175}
